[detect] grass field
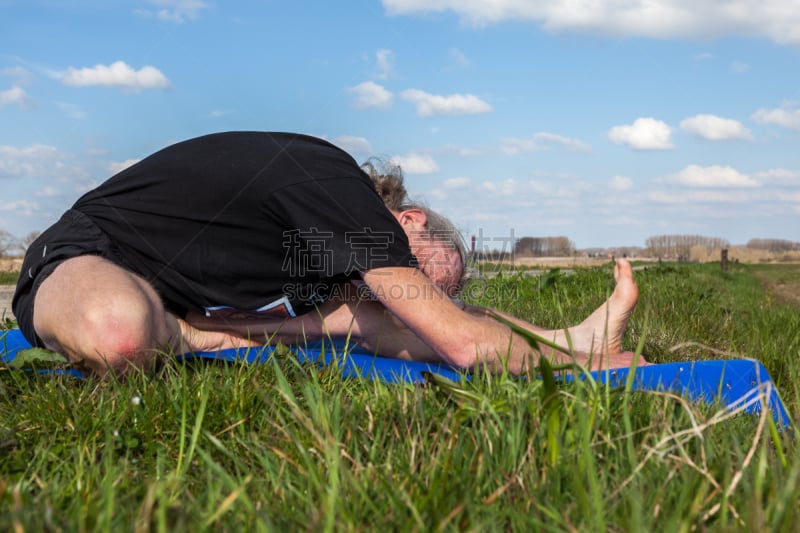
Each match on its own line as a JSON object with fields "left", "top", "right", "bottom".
{"left": 1, "top": 262, "right": 799, "bottom": 531}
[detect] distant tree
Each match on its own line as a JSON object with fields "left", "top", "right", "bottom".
{"left": 514, "top": 237, "right": 538, "bottom": 257}
{"left": 475, "top": 248, "right": 513, "bottom": 261}
{"left": 21, "top": 231, "right": 41, "bottom": 252}
{"left": 615, "top": 246, "right": 643, "bottom": 258}
{"left": 746, "top": 238, "right": 799, "bottom": 252}
{"left": 550, "top": 236, "right": 575, "bottom": 256}
{"left": 645, "top": 234, "right": 729, "bottom": 260}
{"left": 515, "top": 236, "right": 575, "bottom": 257}
{"left": 0, "top": 229, "right": 19, "bottom": 258}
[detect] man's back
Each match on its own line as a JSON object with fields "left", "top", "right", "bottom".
{"left": 71, "top": 131, "right": 414, "bottom": 316}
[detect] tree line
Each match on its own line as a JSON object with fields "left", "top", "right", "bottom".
{"left": 644, "top": 235, "right": 730, "bottom": 260}
{"left": 514, "top": 236, "right": 575, "bottom": 257}
{"left": 0, "top": 229, "right": 40, "bottom": 258}
{"left": 745, "top": 239, "right": 800, "bottom": 252}
{"left": 507, "top": 234, "right": 799, "bottom": 259}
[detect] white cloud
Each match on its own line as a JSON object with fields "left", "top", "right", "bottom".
{"left": 0, "top": 85, "right": 28, "bottom": 108}
{"left": 777, "top": 190, "right": 800, "bottom": 203}
{"left": 135, "top": 0, "right": 211, "bottom": 23}
{"left": 440, "top": 143, "right": 486, "bottom": 157}
{"left": 648, "top": 190, "right": 752, "bottom": 204}
{"left": 428, "top": 177, "right": 598, "bottom": 237}
{"left": 375, "top": 49, "right": 395, "bottom": 79}
{"left": 34, "top": 186, "right": 62, "bottom": 198}
{"left": 0, "top": 144, "right": 91, "bottom": 186}
{"left": 754, "top": 168, "right": 800, "bottom": 185}
{"left": 680, "top": 114, "right": 753, "bottom": 140}
{"left": 478, "top": 180, "right": 501, "bottom": 193}
{"left": 381, "top": 0, "right": 800, "bottom": 45}
{"left": 464, "top": 212, "right": 501, "bottom": 221}
{"left": 209, "top": 109, "right": 236, "bottom": 118}
{"left": 609, "top": 175, "right": 633, "bottom": 191}
{"left": 332, "top": 135, "right": 373, "bottom": 155}
{"left": 477, "top": 178, "right": 560, "bottom": 198}
{"left": 448, "top": 48, "right": 471, "bottom": 68}
{"left": 347, "top": 81, "right": 393, "bottom": 110}
{"left": 108, "top": 159, "right": 140, "bottom": 174}
{"left": 535, "top": 132, "right": 591, "bottom": 151}
{"left": 500, "top": 132, "right": 590, "bottom": 154}
{"left": 61, "top": 61, "right": 171, "bottom": 91}
{"left": 731, "top": 61, "right": 750, "bottom": 74}
{"left": 0, "top": 200, "right": 39, "bottom": 216}
{"left": 752, "top": 103, "right": 800, "bottom": 130}
{"left": 608, "top": 117, "right": 673, "bottom": 150}
{"left": 400, "top": 89, "right": 492, "bottom": 117}
{"left": 56, "top": 102, "right": 87, "bottom": 120}
{"left": 430, "top": 176, "right": 473, "bottom": 199}
{"left": 390, "top": 153, "right": 440, "bottom": 174}
{"left": 442, "top": 176, "right": 472, "bottom": 189}
{"left": 0, "top": 144, "right": 64, "bottom": 179}
{"left": 667, "top": 164, "right": 760, "bottom": 188}
{"left": 74, "top": 180, "right": 102, "bottom": 194}
{"left": 1, "top": 66, "right": 31, "bottom": 79}
{"left": 1, "top": 68, "right": 34, "bottom": 109}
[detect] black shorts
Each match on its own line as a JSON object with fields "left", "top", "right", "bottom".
{"left": 12, "top": 209, "right": 125, "bottom": 347}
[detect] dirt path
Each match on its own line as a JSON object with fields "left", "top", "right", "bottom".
{"left": 753, "top": 265, "right": 800, "bottom": 308}
{"left": 1, "top": 285, "right": 14, "bottom": 321}
{"left": 1, "top": 258, "right": 21, "bottom": 321}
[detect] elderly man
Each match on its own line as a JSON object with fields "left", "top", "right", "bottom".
{"left": 13, "top": 131, "right": 645, "bottom": 376}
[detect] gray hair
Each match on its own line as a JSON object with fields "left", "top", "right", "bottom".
{"left": 361, "top": 158, "right": 469, "bottom": 293}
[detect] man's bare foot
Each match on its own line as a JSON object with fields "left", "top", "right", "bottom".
{"left": 587, "top": 350, "right": 649, "bottom": 371}
{"left": 176, "top": 318, "right": 263, "bottom": 354}
{"left": 560, "top": 259, "right": 639, "bottom": 357}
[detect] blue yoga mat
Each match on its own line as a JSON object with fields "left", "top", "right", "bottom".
{"left": 1, "top": 328, "right": 790, "bottom": 426}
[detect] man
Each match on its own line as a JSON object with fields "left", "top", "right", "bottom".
{"left": 13, "top": 131, "right": 646, "bottom": 376}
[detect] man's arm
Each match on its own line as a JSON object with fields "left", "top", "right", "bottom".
{"left": 361, "top": 266, "right": 568, "bottom": 373}
{"left": 182, "top": 262, "right": 645, "bottom": 372}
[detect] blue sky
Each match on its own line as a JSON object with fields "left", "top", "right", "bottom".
{"left": 1, "top": 0, "right": 799, "bottom": 250}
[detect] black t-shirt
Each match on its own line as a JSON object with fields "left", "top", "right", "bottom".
{"left": 73, "top": 132, "right": 416, "bottom": 318}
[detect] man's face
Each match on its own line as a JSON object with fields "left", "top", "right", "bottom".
{"left": 394, "top": 208, "right": 464, "bottom": 297}
{"left": 407, "top": 232, "right": 464, "bottom": 297}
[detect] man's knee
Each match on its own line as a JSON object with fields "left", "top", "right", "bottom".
{"left": 33, "top": 255, "right": 171, "bottom": 375}
{"left": 77, "top": 296, "right": 162, "bottom": 368}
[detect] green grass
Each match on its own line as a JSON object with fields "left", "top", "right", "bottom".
{"left": 2, "top": 262, "right": 799, "bottom": 531}
{"left": 0, "top": 271, "right": 18, "bottom": 284}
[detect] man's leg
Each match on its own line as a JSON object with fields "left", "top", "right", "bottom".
{"left": 184, "top": 294, "right": 434, "bottom": 362}
{"left": 33, "top": 255, "right": 255, "bottom": 376}
{"left": 183, "top": 260, "right": 644, "bottom": 369}
{"left": 568, "top": 258, "right": 639, "bottom": 356}
{"left": 467, "top": 259, "right": 639, "bottom": 357}
{"left": 345, "top": 259, "right": 640, "bottom": 364}
{"left": 33, "top": 255, "right": 180, "bottom": 375}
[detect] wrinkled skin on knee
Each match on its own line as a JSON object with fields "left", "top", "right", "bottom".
{"left": 33, "top": 256, "right": 179, "bottom": 377}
